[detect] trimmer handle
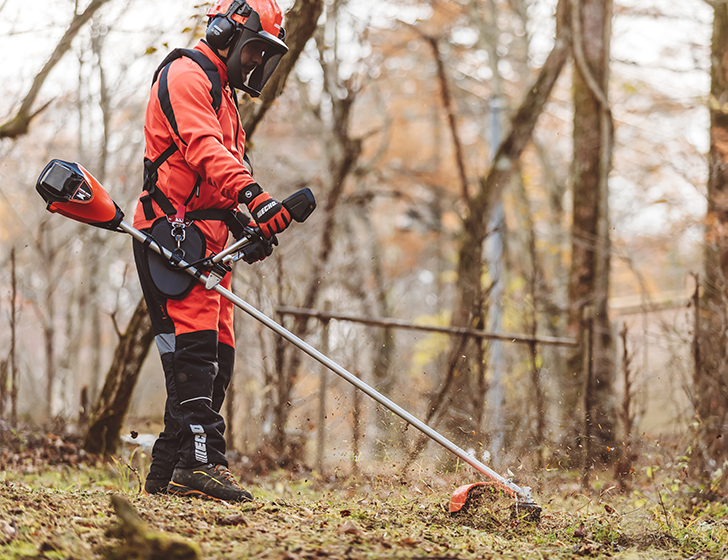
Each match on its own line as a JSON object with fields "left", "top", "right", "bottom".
{"left": 211, "top": 188, "right": 315, "bottom": 267}
{"left": 282, "top": 187, "right": 316, "bottom": 223}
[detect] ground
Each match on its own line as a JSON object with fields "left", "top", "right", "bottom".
{"left": 1, "top": 430, "right": 728, "bottom": 559}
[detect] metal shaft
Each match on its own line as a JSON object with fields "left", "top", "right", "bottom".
{"left": 121, "top": 220, "right": 535, "bottom": 505}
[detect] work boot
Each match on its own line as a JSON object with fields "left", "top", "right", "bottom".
{"left": 144, "top": 477, "right": 170, "bottom": 495}
{"left": 167, "top": 464, "right": 253, "bottom": 502}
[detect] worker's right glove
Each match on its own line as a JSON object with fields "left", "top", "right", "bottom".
{"left": 239, "top": 183, "right": 291, "bottom": 239}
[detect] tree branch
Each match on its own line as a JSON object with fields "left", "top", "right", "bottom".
{"left": 569, "top": 0, "right": 610, "bottom": 112}
{"left": 238, "top": 0, "right": 324, "bottom": 138}
{"left": 425, "top": 34, "right": 471, "bottom": 205}
{"left": 0, "top": 0, "right": 113, "bottom": 139}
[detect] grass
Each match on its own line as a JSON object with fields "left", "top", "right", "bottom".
{"left": 1, "top": 436, "right": 728, "bottom": 559}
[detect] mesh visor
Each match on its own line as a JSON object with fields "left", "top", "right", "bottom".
{"left": 228, "top": 28, "right": 288, "bottom": 96}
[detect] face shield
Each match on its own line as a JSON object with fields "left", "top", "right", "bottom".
{"left": 227, "top": 10, "right": 288, "bottom": 97}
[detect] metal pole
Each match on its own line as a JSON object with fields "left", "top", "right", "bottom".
{"left": 119, "top": 220, "right": 537, "bottom": 506}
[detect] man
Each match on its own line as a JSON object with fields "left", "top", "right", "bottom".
{"left": 132, "top": 0, "right": 290, "bottom": 502}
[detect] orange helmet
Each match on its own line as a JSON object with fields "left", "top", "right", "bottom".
{"left": 205, "top": 0, "right": 288, "bottom": 96}
{"left": 207, "top": 0, "right": 284, "bottom": 38}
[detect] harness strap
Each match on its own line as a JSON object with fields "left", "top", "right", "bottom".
{"left": 186, "top": 208, "right": 248, "bottom": 239}
{"left": 140, "top": 143, "right": 179, "bottom": 220}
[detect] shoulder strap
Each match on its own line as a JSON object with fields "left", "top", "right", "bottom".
{"left": 153, "top": 48, "right": 222, "bottom": 114}
{"left": 142, "top": 48, "right": 224, "bottom": 220}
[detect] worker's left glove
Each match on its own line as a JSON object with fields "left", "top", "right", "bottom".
{"left": 227, "top": 209, "right": 277, "bottom": 264}
{"left": 239, "top": 183, "right": 291, "bottom": 239}
{"left": 242, "top": 233, "right": 278, "bottom": 264}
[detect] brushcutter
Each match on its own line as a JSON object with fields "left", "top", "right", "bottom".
{"left": 36, "top": 159, "right": 542, "bottom": 522}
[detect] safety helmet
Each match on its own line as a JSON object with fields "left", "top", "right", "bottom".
{"left": 205, "top": 0, "right": 288, "bottom": 97}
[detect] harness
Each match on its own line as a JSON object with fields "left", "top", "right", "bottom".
{"left": 139, "top": 47, "right": 249, "bottom": 239}
{"left": 139, "top": 47, "right": 253, "bottom": 299}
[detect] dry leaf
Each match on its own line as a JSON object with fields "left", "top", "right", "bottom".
{"left": 337, "top": 520, "right": 362, "bottom": 537}
{"left": 219, "top": 513, "right": 248, "bottom": 526}
{"left": 400, "top": 536, "right": 421, "bottom": 547}
{"left": 573, "top": 522, "right": 588, "bottom": 538}
{"left": 0, "top": 520, "right": 17, "bottom": 543}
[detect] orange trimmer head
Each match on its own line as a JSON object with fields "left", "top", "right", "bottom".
{"left": 450, "top": 482, "right": 541, "bottom": 523}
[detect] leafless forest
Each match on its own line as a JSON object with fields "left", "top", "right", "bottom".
{"left": 0, "top": 0, "right": 723, "bottom": 486}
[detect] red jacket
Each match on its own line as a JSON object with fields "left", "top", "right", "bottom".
{"left": 133, "top": 41, "right": 255, "bottom": 252}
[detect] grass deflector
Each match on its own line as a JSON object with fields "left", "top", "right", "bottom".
{"left": 36, "top": 159, "right": 541, "bottom": 521}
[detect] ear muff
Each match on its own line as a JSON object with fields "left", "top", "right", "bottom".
{"left": 206, "top": 15, "right": 238, "bottom": 51}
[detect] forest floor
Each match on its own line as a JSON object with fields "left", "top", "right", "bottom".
{"left": 1, "top": 428, "right": 728, "bottom": 559}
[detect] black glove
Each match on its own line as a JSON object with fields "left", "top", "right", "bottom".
{"left": 242, "top": 233, "right": 278, "bottom": 264}
{"left": 238, "top": 183, "right": 291, "bottom": 239}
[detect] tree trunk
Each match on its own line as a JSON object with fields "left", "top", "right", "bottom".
{"left": 82, "top": 298, "right": 154, "bottom": 456}
{"left": 564, "top": 0, "right": 616, "bottom": 467}
{"left": 43, "top": 280, "right": 56, "bottom": 419}
{"left": 270, "top": 3, "right": 364, "bottom": 456}
{"left": 693, "top": 0, "right": 728, "bottom": 477}
{"left": 417, "top": 0, "right": 570, "bottom": 456}
{"left": 0, "top": 359, "right": 6, "bottom": 423}
{"left": 10, "top": 246, "right": 18, "bottom": 427}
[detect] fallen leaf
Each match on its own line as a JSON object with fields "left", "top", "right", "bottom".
{"left": 0, "top": 520, "right": 17, "bottom": 543}
{"left": 573, "top": 541, "right": 601, "bottom": 556}
{"left": 573, "top": 522, "right": 588, "bottom": 538}
{"left": 337, "top": 520, "right": 362, "bottom": 537}
{"left": 219, "top": 513, "right": 248, "bottom": 526}
{"left": 400, "top": 536, "right": 421, "bottom": 547}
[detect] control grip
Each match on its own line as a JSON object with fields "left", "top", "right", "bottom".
{"left": 282, "top": 187, "right": 316, "bottom": 223}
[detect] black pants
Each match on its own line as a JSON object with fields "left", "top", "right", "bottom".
{"left": 133, "top": 239, "right": 234, "bottom": 480}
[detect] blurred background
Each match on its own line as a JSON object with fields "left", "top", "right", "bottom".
{"left": 0, "top": 0, "right": 717, "bottom": 481}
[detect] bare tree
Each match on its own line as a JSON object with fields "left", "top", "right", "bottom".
{"left": 83, "top": 298, "right": 154, "bottom": 455}
{"left": 693, "top": 0, "right": 728, "bottom": 478}
{"left": 269, "top": 0, "right": 366, "bottom": 456}
{"left": 0, "top": 0, "right": 114, "bottom": 139}
{"left": 564, "top": 0, "right": 616, "bottom": 469}
{"left": 9, "top": 246, "right": 18, "bottom": 427}
{"left": 30, "top": 220, "right": 75, "bottom": 418}
{"left": 239, "top": 0, "right": 324, "bottom": 135}
{"left": 412, "top": 0, "right": 571, "bottom": 459}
